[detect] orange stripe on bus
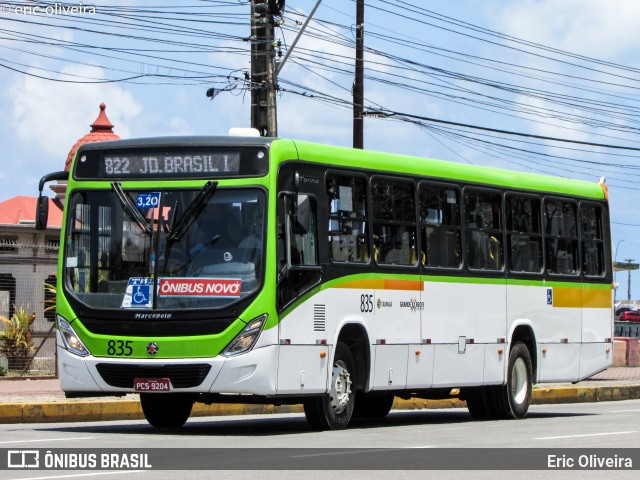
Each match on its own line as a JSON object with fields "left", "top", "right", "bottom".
{"left": 582, "top": 288, "right": 612, "bottom": 309}
{"left": 553, "top": 287, "right": 611, "bottom": 308}
{"left": 334, "top": 279, "right": 423, "bottom": 291}
{"left": 552, "top": 288, "right": 582, "bottom": 308}
{"left": 384, "top": 279, "right": 424, "bottom": 291}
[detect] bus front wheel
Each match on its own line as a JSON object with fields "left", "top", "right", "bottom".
{"left": 140, "top": 393, "right": 194, "bottom": 428}
{"left": 304, "top": 342, "right": 356, "bottom": 430}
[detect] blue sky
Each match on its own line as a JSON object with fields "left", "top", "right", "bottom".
{"left": 1, "top": 0, "right": 639, "bottom": 298}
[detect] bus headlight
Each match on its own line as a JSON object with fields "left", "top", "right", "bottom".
{"left": 57, "top": 315, "right": 90, "bottom": 357}
{"left": 222, "top": 314, "right": 267, "bottom": 357}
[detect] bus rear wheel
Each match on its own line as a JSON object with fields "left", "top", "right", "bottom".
{"left": 465, "top": 387, "right": 496, "bottom": 420}
{"left": 466, "top": 342, "right": 533, "bottom": 420}
{"left": 491, "top": 342, "right": 533, "bottom": 419}
{"left": 140, "top": 393, "right": 194, "bottom": 428}
{"left": 304, "top": 342, "right": 356, "bottom": 430}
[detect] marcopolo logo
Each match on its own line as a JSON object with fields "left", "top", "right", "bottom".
{"left": 399, "top": 297, "right": 424, "bottom": 312}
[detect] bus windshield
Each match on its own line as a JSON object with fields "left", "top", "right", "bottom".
{"left": 64, "top": 187, "right": 265, "bottom": 311}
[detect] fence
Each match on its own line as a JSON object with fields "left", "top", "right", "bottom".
{"left": 0, "top": 238, "right": 58, "bottom": 376}
{"left": 615, "top": 322, "right": 640, "bottom": 339}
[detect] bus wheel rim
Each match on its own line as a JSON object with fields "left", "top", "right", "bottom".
{"left": 330, "top": 360, "right": 352, "bottom": 414}
{"left": 511, "top": 357, "right": 528, "bottom": 405}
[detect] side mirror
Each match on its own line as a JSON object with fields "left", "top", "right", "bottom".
{"left": 35, "top": 170, "right": 68, "bottom": 230}
{"left": 292, "top": 194, "right": 312, "bottom": 234}
{"left": 35, "top": 195, "right": 49, "bottom": 231}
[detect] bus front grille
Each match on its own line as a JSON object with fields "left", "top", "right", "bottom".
{"left": 81, "top": 318, "right": 235, "bottom": 337}
{"left": 95, "top": 363, "right": 212, "bottom": 389}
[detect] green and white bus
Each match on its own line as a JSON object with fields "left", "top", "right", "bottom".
{"left": 37, "top": 134, "right": 613, "bottom": 429}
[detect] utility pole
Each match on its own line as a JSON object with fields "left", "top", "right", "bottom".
{"left": 625, "top": 258, "right": 635, "bottom": 301}
{"left": 250, "top": 0, "right": 279, "bottom": 137}
{"left": 353, "top": 0, "right": 364, "bottom": 149}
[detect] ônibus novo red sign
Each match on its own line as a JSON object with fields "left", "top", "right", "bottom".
{"left": 158, "top": 278, "right": 242, "bottom": 298}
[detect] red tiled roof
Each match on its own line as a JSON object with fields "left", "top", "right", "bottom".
{"left": 0, "top": 196, "right": 63, "bottom": 227}
{"left": 65, "top": 102, "right": 120, "bottom": 171}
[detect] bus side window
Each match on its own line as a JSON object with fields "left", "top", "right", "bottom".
{"left": 288, "top": 194, "right": 318, "bottom": 266}
{"left": 506, "top": 194, "right": 542, "bottom": 273}
{"left": 326, "top": 174, "right": 369, "bottom": 263}
{"left": 544, "top": 199, "right": 578, "bottom": 275}
{"left": 464, "top": 189, "right": 503, "bottom": 271}
{"left": 580, "top": 203, "right": 605, "bottom": 277}
{"left": 372, "top": 178, "right": 417, "bottom": 266}
{"left": 276, "top": 193, "right": 321, "bottom": 311}
{"left": 420, "top": 184, "right": 462, "bottom": 269}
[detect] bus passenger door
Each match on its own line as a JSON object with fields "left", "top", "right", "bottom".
{"left": 276, "top": 192, "right": 327, "bottom": 394}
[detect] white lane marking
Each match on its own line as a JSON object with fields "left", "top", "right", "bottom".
{"left": 610, "top": 409, "right": 640, "bottom": 413}
{"left": 292, "top": 448, "right": 403, "bottom": 458}
{"left": 0, "top": 437, "right": 94, "bottom": 445}
{"left": 535, "top": 431, "right": 638, "bottom": 440}
{"left": 9, "top": 472, "right": 144, "bottom": 480}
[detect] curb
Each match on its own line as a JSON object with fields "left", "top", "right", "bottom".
{"left": 2, "top": 385, "right": 640, "bottom": 424}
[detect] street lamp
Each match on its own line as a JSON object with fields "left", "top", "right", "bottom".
{"left": 624, "top": 258, "right": 636, "bottom": 302}
{"left": 614, "top": 240, "right": 624, "bottom": 302}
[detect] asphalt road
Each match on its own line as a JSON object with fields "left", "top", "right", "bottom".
{"left": 1, "top": 400, "right": 639, "bottom": 480}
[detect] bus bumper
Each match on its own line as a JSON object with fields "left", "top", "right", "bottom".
{"left": 57, "top": 341, "right": 280, "bottom": 396}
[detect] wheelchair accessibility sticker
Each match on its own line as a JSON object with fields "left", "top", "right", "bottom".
{"left": 121, "top": 277, "right": 153, "bottom": 309}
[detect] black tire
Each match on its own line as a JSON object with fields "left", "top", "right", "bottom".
{"left": 140, "top": 393, "right": 194, "bottom": 428}
{"left": 353, "top": 394, "right": 394, "bottom": 419}
{"left": 304, "top": 342, "right": 356, "bottom": 430}
{"left": 494, "top": 342, "right": 533, "bottom": 419}
{"left": 465, "top": 387, "right": 497, "bottom": 420}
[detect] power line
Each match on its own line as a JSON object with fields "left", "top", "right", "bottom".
{"left": 370, "top": 110, "right": 640, "bottom": 152}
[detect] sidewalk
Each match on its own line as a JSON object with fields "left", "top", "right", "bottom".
{"left": 1, "top": 367, "right": 640, "bottom": 424}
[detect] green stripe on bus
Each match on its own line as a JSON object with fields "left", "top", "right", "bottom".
{"left": 272, "top": 139, "right": 605, "bottom": 200}
{"left": 278, "top": 272, "right": 611, "bottom": 319}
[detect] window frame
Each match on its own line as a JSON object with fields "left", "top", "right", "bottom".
{"left": 543, "top": 196, "right": 580, "bottom": 277}
{"left": 370, "top": 175, "right": 419, "bottom": 268}
{"left": 504, "top": 192, "right": 544, "bottom": 276}
{"left": 325, "top": 171, "right": 371, "bottom": 265}
{"left": 579, "top": 200, "right": 606, "bottom": 279}
{"left": 462, "top": 186, "right": 505, "bottom": 273}
{"left": 418, "top": 180, "right": 463, "bottom": 271}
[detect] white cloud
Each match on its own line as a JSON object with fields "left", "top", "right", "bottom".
{"left": 494, "top": 0, "right": 640, "bottom": 60}
{"left": 7, "top": 64, "right": 141, "bottom": 171}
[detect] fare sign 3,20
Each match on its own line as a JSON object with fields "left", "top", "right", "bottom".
{"left": 158, "top": 278, "right": 242, "bottom": 298}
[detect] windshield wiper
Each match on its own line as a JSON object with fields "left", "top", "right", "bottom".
{"left": 166, "top": 181, "right": 218, "bottom": 242}
{"left": 111, "top": 182, "right": 151, "bottom": 236}
{"left": 160, "top": 181, "right": 218, "bottom": 277}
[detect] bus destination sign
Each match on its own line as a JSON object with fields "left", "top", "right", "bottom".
{"left": 101, "top": 152, "right": 240, "bottom": 177}
{"left": 74, "top": 147, "right": 268, "bottom": 179}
